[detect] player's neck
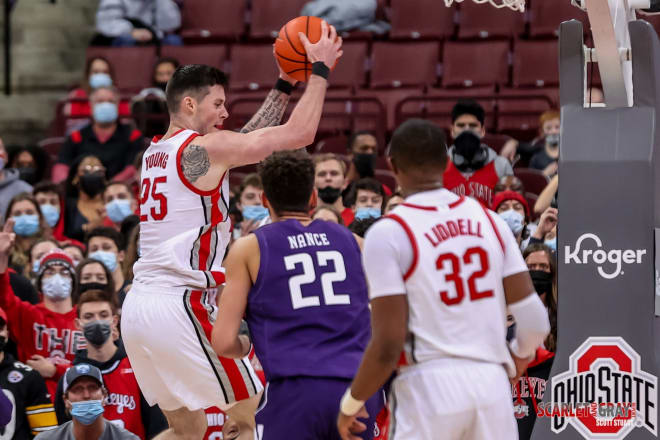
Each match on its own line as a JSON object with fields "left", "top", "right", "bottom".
{"left": 400, "top": 182, "right": 444, "bottom": 198}
{"left": 86, "top": 340, "right": 117, "bottom": 363}
{"left": 275, "top": 212, "right": 312, "bottom": 225}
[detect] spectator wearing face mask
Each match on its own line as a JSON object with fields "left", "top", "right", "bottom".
{"left": 232, "top": 174, "right": 269, "bottom": 240}
{"left": 443, "top": 100, "right": 513, "bottom": 207}
{"left": 28, "top": 239, "right": 59, "bottom": 281}
{"left": 0, "top": 306, "right": 58, "bottom": 439}
{"left": 500, "top": 110, "right": 560, "bottom": 170}
{"left": 0, "top": 139, "right": 32, "bottom": 223}
{"left": 63, "top": 155, "right": 108, "bottom": 242}
{"left": 65, "top": 57, "right": 131, "bottom": 122}
{"left": 53, "top": 87, "right": 145, "bottom": 184}
{"left": 74, "top": 259, "right": 116, "bottom": 305}
{"left": 53, "top": 291, "right": 167, "bottom": 439}
{"left": 530, "top": 207, "right": 558, "bottom": 252}
{"left": 86, "top": 228, "right": 125, "bottom": 298}
{"left": 351, "top": 178, "right": 385, "bottom": 222}
{"left": 313, "top": 154, "right": 354, "bottom": 225}
{"left": 62, "top": 244, "right": 85, "bottom": 269}
{"left": 491, "top": 190, "right": 532, "bottom": 251}
{"left": 37, "top": 363, "right": 139, "bottom": 440}
{"left": 342, "top": 132, "right": 392, "bottom": 205}
{"left": 0, "top": 241, "right": 82, "bottom": 401}
{"left": 7, "top": 145, "right": 48, "bottom": 187}
{"left": 102, "top": 183, "right": 138, "bottom": 230}
{"left": 33, "top": 182, "right": 68, "bottom": 243}
{"left": 4, "top": 193, "right": 52, "bottom": 276}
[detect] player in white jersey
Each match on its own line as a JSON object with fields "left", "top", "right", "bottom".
{"left": 120, "top": 22, "right": 343, "bottom": 440}
{"left": 337, "top": 119, "right": 550, "bottom": 440}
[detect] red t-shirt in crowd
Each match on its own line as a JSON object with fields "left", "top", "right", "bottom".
{"left": 443, "top": 161, "right": 499, "bottom": 207}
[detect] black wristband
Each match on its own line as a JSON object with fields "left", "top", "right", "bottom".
{"left": 274, "top": 78, "right": 294, "bottom": 95}
{"left": 311, "top": 62, "right": 330, "bottom": 80}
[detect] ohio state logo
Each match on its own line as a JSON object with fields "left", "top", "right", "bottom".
{"left": 551, "top": 337, "right": 657, "bottom": 439}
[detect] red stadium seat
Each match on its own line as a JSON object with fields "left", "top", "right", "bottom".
{"left": 314, "top": 135, "right": 350, "bottom": 156}
{"left": 396, "top": 87, "right": 497, "bottom": 132}
{"left": 441, "top": 41, "right": 509, "bottom": 88}
{"left": 330, "top": 42, "right": 368, "bottom": 89}
{"left": 497, "top": 88, "right": 555, "bottom": 135}
{"left": 513, "top": 40, "right": 559, "bottom": 88}
{"left": 228, "top": 45, "right": 279, "bottom": 92}
{"left": 529, "top": 0, "right": 588, "bottom": 38}
{"left": 482, "top": 133, "right": 514, "bottom": 155}
{"left": 389, "top": 0, "right": 456, "bottom": 40}
{"left": 370, "top": 42, "right": 440, "bottom": 88}
{"left": 181, "top": 0, "right": 246, "bottom": 41}
{"left": 249, "top": 0, "right": 308, "bottom": 39}
{"left": 357, "top": 88, "right": 425, "bottom": 132}
{"left": 38, "top": 137, "right": 65, "bottom": 162}
{"left": 457, "top": 1, "right": 524, "bottom": 39}
{"left": 513, "top": 168, "right": 549, "bottom": 196}
{"left": 161, "top": 45, "right": 228, "bottom": 71}
{"left": 375, "top": 169, "right": 398, "bottom": 192}
{"left": 86, "top": 47, "right": 157, "bottom": 92}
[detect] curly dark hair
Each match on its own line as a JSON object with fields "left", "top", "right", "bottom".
{"left": 258, "top": 151, "right": 315, "bottom": 215}
{"left": 348, "top": 217, "right": 378, "bottom": 238}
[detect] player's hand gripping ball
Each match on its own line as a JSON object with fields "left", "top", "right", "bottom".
{"left": 275, "top": 16, "right": 342, "bottom": 82}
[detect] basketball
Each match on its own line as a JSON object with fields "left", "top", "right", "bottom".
{"left": 274, "top": 16, "right": 338, "bottom": 83}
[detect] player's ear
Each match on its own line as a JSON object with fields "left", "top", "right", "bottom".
{"left": 183, "top": 96, "right": 195, "bottom": 114}
{"left": 309, "top": 190, "right": 318, "bottom": 211}
{"left": 388, "top": 157, "right": 399, "bottom": 175}
{"left": 261, "top": 192, "right": 268, "bottom": 209}
{"left": 117, "top": 250, "right": 125, "bottom": 264}
{"left": 74, "top": 318, "right": 82, "bottom": 331}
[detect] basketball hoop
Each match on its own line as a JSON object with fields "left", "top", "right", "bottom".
{"left": 444, "top": 0, "right": 525, "bottom": 12}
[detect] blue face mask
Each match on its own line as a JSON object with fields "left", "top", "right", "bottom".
{"left": 32, "top": 260, "right": 40, "bottom": 274}
{"left": 88, "top": 73, "right": 112, "bottom": 89}
{"left": 498, "top": 209, "right": 524, "bottom": 236}
{"left": 89, "top": 251, "right": 118, "bottom": 273}
{"left": 70, "top": 399, "right": 104, "bottom": 425}
{"left": 105, "top": 199, "right": 133, "bottom": 223}
{"left": 242, "top": 205, "right": 269, "bottom": 222}
{"left": 39, "top": 204, "right": 60, "bottom": 228}
{"left": 13, "top": 214, "right": 40, "bottom": 237}
{"left": 93, "top": 102, "right": 118, "bottom": 124}
{"left": 355, "top": 207, "right": 381, "bottom": 221}
{"left": 545, "top": 237, "right": 557, "bottom": 252}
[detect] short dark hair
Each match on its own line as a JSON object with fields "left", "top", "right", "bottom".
{"left": 77, "top": 289, "right": 118, "bottom": 318}
{"left": 347, "top": 130, "right": 376, "bottom": 152}
{"left": 166, "top": 64, "right": 228, "bottom": 113}
{"left": 86, "top": 227, "right": 123, "bottom": 251}
{"left": 259, "top": 151, "right": 315, "bottom": 215}
{"left": 354, "top": 178, "right": 385, "bottom": 198}
{"left": 33, "top": 181, "right": 62, "bottom": 199}
{"left": 388, "top": 119, "right": 448, "bottom": 173}
{"left": 451, "top": 99, "right": 485, "bottom": 126}
{"left": 73, "top": 258, "right": 116, "bottom": 303}
{"left": 239, "top": 173, "right": 263, "bottom": 198}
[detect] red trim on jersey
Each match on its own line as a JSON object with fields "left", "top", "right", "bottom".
{"left": 448, "top": 196, "right": 466, "bottom": 209}
{"left": 400, "top": 203, "right": 437, "bottom": 211}
{"left": 386, "top": 213, "right": 419, "bottom": 281}
{"left": 481, "top": 205, "right": 506, "bottom": 253}
{"left": 175, "top": 134, "right": 224, "bottom": 196}
{"left": 197, "top": 191, "right": 224, "bottom": 275}
{"left": 153, "top": 128, "right": 186, "bottom": 143}
{"left": 189, "top": 290, "right": 251, "bottom": 401}
{"left": 211, "top": 271, "right": 226, "bottom": 286}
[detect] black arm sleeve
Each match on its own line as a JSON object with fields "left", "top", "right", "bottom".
{"left": 8, "top": 272, "right": 38, "bottom": 305}
{"left": 140, "top": 393, "right": 167, "bottom": 439}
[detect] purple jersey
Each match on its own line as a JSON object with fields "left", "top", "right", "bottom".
{"left": 247, "top": 219, "right": 371, "bottom": 381}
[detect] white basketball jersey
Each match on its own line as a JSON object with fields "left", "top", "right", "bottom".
{"left": 389, "top": 189, "right": 528, "bottom": 375}
{"left": 133, "top": 129, "right": 231, "bottom": 290}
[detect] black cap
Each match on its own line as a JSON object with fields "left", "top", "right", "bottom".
{"left": 63, "top": 363, "right": 104, "bottom": 393}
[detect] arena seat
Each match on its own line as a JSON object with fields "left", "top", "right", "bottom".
{"left": 496, "top": 88, "right": 555, "bottom": 135}
{"left": 314, "top": 135, "right": 350, "bottom": 156}
{"left": 441, "top": 41, "right": 509, "bottom": 88}
{"left": 529, "top": 0, "right": 588, "bottom": 37}
{"left": 482, "top": 133, "right": 514, "bottom": 155}
{"left": 357, "top": 88, "right": 426, "bottom": 132}
{"left": 249, "top": 0, "right": 308, "bottom": 39}
{"left": 161, "top": 45, "right": 228, "bottom": 71}
{"left": 370, "top": 42, "right": 440, "bottom": 88}
{"left": 457, "top": 0, "right": 525, "bottom": 39}
{"left": 86, "top": 47, "right": 157, "bottom": 92}
{"left": 513, "top": 168, "right": 549, "bottom": 196}
{"left": 228, "top": 45, "right": 279, "bottom": 92}
{"left": 329, "top": 42, "right": 368, "bottom": 89}
{"left": 389, "top": 0, "right": 456, "bottom": 40}
{"left": 513, "top": 40, "right": 559, "bottom": 88}
{"left": 180, "top": 0, "right": 246, "bottom": 41}
{"left": 374, "top": 169, "right": 398, "bottom": 192}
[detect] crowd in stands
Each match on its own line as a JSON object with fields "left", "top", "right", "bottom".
{"left": 0, "top": 0, "right": 570, "bottom": 438}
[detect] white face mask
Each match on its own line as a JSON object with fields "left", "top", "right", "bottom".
{"left": 42, "top": 274, "right": 72, "bottom": 300}
{"left": 498, "top": 209, "right": 525, "bottom": 235}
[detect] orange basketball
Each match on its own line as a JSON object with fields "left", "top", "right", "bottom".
{"left": 274, "top": 16, "right": 338, "bottom": 83}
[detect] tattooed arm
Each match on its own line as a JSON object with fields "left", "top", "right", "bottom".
{"left": 240, "top": 88, "right": 291, "bottom": 134}
{"left": 181, "top": 144, "right": 211, "bottom": 183}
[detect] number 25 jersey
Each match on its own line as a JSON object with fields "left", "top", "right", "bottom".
{"left": 368, "top": 189, "right": 529, "bottom": 375}
{"left": 134, "top": 129, "right": 231, "bottom": 290}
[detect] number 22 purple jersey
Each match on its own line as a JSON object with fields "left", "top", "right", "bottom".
{"left": 247, "top": 219, "right": 371, "bottom": 382}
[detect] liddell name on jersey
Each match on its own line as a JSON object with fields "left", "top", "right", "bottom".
{"left": 33, "top": 326, "right": 85, "bottom": 355}
{"left": 423, "top": 218, "right": 483, "bottom": 247}
{"left": 564, "top": 233, "right": 646, "bottom": 279}
{"left": 550, "top": 337, "right": 657, "bottom": 439}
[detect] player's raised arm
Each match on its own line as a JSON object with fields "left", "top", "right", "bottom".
{"left": 198, "top": 20, "right": 343, "bottom": 168}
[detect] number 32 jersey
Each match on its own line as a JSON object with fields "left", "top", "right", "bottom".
{"left": 364, "top": 189, "right": 528, "bottom": 376}
{"left": 134, "top": 129, "right": 231, "bottom": 290}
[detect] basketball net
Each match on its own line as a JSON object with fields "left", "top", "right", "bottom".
{"left": 444, "top": 0, "right": 525, "bottom": 12}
